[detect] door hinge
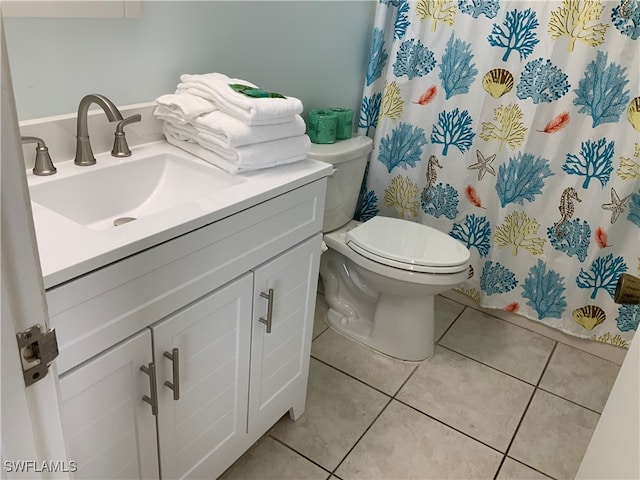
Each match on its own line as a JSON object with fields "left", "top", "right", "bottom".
{"left": 16, "top": 325, "right": 59, "bottom": 387}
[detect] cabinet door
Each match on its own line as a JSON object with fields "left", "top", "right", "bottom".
{"left": 249, "top": 234, "right": 322, "bottom": 436}
{"left": 153, "top": 274, "right": 253, "bottom": 480}
{"left": 58, "top": 330, "right": 158, "bottom": 479}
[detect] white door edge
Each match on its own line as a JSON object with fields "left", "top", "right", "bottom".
{"left": 1, "top": 8, "right": 70, "bottom": 479}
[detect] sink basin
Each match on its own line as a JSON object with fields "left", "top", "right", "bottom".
{"left": 27, "top": 140, "right": 331, "bottom": 289}
{"left": 29, "top": 152, "right": 245, "bottom": 230}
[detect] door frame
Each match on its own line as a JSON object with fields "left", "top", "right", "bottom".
{"left": 1, "top": 8, "right": 69, "bottom": 479}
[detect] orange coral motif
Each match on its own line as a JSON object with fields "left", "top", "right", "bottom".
{"left": 595, "top": 227, "right": 611, "bottom": 248}
{"left": 414, "top": 85, "right": 437, "bottom": 105}
{"left": 538, "top": 112, "right": 570, "bottom": 133}
{"left": 504, "top": 302, "right": 519, "bottom": 313}
{"left": 464, "top": 185, "right": 486, "bottom": 208}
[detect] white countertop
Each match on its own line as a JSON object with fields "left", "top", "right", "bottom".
{"left": 29, "top": 141, "right": 331, "bottom": 289}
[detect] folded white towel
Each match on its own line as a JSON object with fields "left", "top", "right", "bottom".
{"left": 198, "top": 134, "right": 310, "bottom": 166}
{"left": 176, "top": 72, "right": 303, "bottom": 126}
{"left": 164, "top": 128, "right": 308, "bottom": 174}
{"left": 163, "top": 121, "right": 199, "bottom": 143}
{"left": 194, "top": 111, "right": 306, "bottom": 148}
{"left": 154, "top": 92, "right": 216, "bottom": 124}
{"left": 164, "top": 121, "right": 310, "bottom": 166}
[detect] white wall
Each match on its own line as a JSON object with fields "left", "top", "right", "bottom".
{"left": 577, "top": 330, "right": 640, "bottom": 479}
{"left": 3, "top": 0, "right": 376, "bottom": 121}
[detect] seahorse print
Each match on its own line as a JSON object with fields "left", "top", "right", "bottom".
{"left": 554, "top": 187, "right": 581, "bottom": 238}
{"left": 422, "top": 155, "right": 443, "bottom": 201}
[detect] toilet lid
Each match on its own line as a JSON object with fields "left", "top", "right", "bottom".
{"left": 345, "top": 217, "right": 470, "bottom": 273}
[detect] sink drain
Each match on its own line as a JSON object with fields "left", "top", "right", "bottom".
{"left": 113, "top": 217, "right": 136, "bottom": 227}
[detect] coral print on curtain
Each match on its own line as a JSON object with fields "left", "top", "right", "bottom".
{"left": 358, "top": 0, "right": 640, "bottom": 347}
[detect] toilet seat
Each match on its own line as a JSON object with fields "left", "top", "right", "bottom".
{"left": 345, "top": 216, "right": 470, "bottom": 274}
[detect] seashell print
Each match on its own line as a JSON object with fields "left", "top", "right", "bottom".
{"left": 573, "top": 305, "right": 606, "bottom": 330}
{"left": 628, "top": 97, "right": 640, "bottom": 131}
{"left": 482, "top": 69, "right": 514, "bottom": 98}
{"left": 592, "top": 332, "right": 628, "bottom": 348}
{"left": 456, "top": 287, "right": 481, "bottom": 303}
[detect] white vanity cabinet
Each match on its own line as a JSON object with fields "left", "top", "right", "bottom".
{"left": 58, "top": 330, "right": 159, "bottom": 480}
{"left": 248, "top": 236, "right": 321, "bottom": 436}
{"left": 152, "top": 273, "right": 253, "bottom": 480}
{"left": 50, "top": 178, "right": 326, "bottom": 479}
{"left": 154, "top": 235, "right": 321, "bottom": 479}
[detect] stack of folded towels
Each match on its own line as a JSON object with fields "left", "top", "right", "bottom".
{"left": 154, "top": 72, "right": 310, "bottom": 173}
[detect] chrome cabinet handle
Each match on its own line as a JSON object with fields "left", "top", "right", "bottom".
{"left": 140, "top": 362, "right": 158, "bottom": 416}
{"left": 163, "top": 348, "right": 180, "bottom": 401}
{"left": 259, "top": 288, "right": 274, "bottom": 334}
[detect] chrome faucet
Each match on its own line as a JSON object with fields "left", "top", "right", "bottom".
{"left": 74, "top": 94, "right": 124, "bottom": 166}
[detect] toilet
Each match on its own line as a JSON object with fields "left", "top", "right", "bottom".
{"left": 308, "top": 136, "right": 470, "bottom": 361}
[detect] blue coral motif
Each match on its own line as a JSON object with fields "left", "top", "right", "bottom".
{"left": 421, "top": 183, "right": 459, "bottom": 219}
{"left": 439, "top": 34, "right": 478, "bottom": 99}
{"left": 573, "top": 51, "right": 630, "bottom": 127}
{"left": 547, "top": 219, "right": 591, "bottom": 262}
{"left": 430, "top": 108, "right": 475, "bottom": 156}
{"left": 366, "top": 28, "right": 388, "bottom": 87}
{"left": 562, "top": 137, "right": 615, "bottom": 189}
{"left": 378, "top": 123, "right": 428, "bottom": 173}
{"left": 393, "top": 39, "right": 436, "bottom": 80}
{"left": 516, "top": 58, "right": 570, "bottom": 104}
{"left": 521, "top": 260, "right": 567, "bottom": 319}
{"left": 359, "top": 92, "right": 382, "bottom": 136}
{"left": 487, "top": 8, "right": 540, "bottom": 62}
{"left": 576, "top": 254, "right": 628, "bottom": 299}
{"left": 617, "top": 305, "right": 640, "bottom": 332}
{"left": 480, "top": 261, "right": 518, "bottom": 295}
{"left": 450, "top": 214, "right": 492, "bottom": 257}
{"left": 496, "top": 153, "right": 554, "bottom": 207}
{"left": 628, "top": 191, "right": 640, "bottom": 227}
{"left": 458, "top": 0, "right": 499, "bottom": 18}
{"left": 612, "top": 1, "right": 640, "bottom": 39}
{"left": 394, "top": 0, "right": 410, "bottom": 39}
{"left": 359, "top": 190, "right": 380, "bottom": 222}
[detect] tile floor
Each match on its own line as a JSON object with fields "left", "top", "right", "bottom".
{"left": 220, "top": 294, "right": 621, "bottom": 480}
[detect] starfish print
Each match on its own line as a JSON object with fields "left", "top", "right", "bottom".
{"left": 601, "top": 187, "right": 632, "bottom": 224}
{"left": 467, "top": 149, "right": 496, "bottom": 181}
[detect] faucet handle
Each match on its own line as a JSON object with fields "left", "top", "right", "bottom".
{"left": 21, "top": 136, "right": 57, "bottom": 176}
{"left": 111, "top": 114, "right": 142, "bottom": 157}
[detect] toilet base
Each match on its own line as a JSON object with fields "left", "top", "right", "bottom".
{"left": 326, "top": 292, "right": 435, "bottom": 362}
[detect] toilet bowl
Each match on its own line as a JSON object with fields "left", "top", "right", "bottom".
{"left": 308, "top": 137, "right": 470, "bottom": 361}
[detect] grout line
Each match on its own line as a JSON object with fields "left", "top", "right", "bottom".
{"left": 492, "top": 455, "right": 508, "bottom": 480}
{"left": 502, "top": 456, "right": 558, "bottom": 480}
{"left": 393, "top": 397, "right": 505, "bottom": 456}
{"left": 501, "top": 342, "right": 558, "bottom": 463}
{"left": 309, "top": 355, "right": 396, "bottom": 398}
{"left": 312, "top": 323, "right": 330, "bottom": 342}
{"left": 492, "top": 342, "right": 559, "bottom": 480}
{"left": 329, "top": 396, "right": 394, "bottom": 477}
{"left": 445, "top": 294, "right": 626, "bottom": 365}
{"left": 390, "top": 362, "right": 421, "bottom": 397}
{"left": 437, "top": 343, "right": 541, "bottom": 387}
{"left": 535, "top": 341, "right": 558, "bottom": 386}
{"left": 435, "top": 305, "right": 467, "bottom": 343}
{"left": 311, "top": 293, "right": 577, "bottom": 480}
{"left": 536, "top": 386, "right": 604, "bottom": 415}
{"left": 268, "top": 435, "right": 333, "bottom": 476}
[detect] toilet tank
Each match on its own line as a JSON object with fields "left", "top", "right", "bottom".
{"left": 307, "top": 135, "right": 373, "bottom": 232}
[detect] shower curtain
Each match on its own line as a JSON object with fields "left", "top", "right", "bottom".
{"left": 358, "top": 0, "right": 640, "bottom": 347}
